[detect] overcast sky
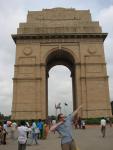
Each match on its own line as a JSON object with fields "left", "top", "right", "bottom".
{"left": 0, "top": 0, "right": 113, "bottom": 116}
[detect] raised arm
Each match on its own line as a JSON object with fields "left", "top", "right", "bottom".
{"left": 72, "top": 105, "right": 82, "bottom": 117}
{"left": 50, "top": 121, "right": 63, "bottom": 132}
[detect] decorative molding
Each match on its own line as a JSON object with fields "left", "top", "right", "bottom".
{"left": 11, "top": 110, "right": 41, "bottom": 113}
{"left": 80, "top": 76, "right": 109, "bottom": 79}
{"left": 23, "top": 47, "right": 32, "bottom": 55}
{"left": 15, "top": 64, "right": 40, "bottom": 67}
{"left": 82, "top": 109, "right": 111, "bottom": 111}
{"left": 80, "top": 63, "right": 106, "bottom": 65}
{"left": 13, "top": 77, "right": 42, "bottom": 80}
{"left": 87, "top": 48, "right": 97, "bottom": 54}
{"left": 15, "top": 38, "right": 103, "bottom": 44}
{"left": 12, "top": 33, "right": 107, "bottom": 43}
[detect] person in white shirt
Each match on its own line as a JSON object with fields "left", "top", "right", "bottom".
{"left": 31, "top": 120, "right": 38, "bottom": 144}
{"left": 17, "top": 121, "right": 28, "bottom": 150}
{"left": 11, "top": 121, "right": 17, "bottom": 139}
{"left": 100, "top": 117, "right": 106, "bottom": 137}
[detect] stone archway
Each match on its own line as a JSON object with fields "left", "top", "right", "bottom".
{"left": 11, "top": 8, "right": 111, "bottom": 120}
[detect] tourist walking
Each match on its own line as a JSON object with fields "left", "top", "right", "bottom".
{"left": 50, "top": 105, "right": 82, "bottom": 150}
{"left": 100, "top": 117, "right": 106, "bottom": 137}
{"left": 11, "top": 121, "right": 17, "bottom": 139}
{"left": 81, "top": 120, "right": 86, "bottom": 129}
{"left": 78, "top": 117, "right": 82, "bottom": 129}
{"left": 31, "top": 120, "right": 38, "bottom": 144}
{"left": 17, "top": 121, "right": 28, "bottom": 150}
{"left": 0, "top": 125, "right": 3, "bottom": 144}
{"left": 2, "top": 120, "right": 8, "bottom": 144}
{"left": 37, "top": 119, "right": 43, "bottom": 139}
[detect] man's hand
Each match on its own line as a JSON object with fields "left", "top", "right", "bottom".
{"left": 78, "top": 105, "right": 82, "bottom": 110}
{"left": 72, "top": 105, "right": 82, "bottom": 117}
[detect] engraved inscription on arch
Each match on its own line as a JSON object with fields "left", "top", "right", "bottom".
{"left": 18, "top": 67, "right": 36, "bottom": 78}
{"left": 19, "top": 57, "right": 36, "bottom": 65}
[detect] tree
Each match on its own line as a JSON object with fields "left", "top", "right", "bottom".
{"left": 111, "top": 101, "right": 113, "bottom": 115}
{"left": 0, "top": 112, "right": 4, "bottom": 120}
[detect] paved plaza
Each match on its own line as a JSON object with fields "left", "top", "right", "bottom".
{"left": 0, "top": 125, "right": 113, "bottom": 150}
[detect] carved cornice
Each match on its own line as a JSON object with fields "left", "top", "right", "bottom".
{"left": 80, "top": 63, "right": 106, "bottom": 65}
{"left": 12, "top": 111, "right": 41, "bottom": 112}
{"left": 12, "top": 33, "right": 107, "bottom": 43}
{"left": 14, "top": 64, "right": 46, "bottom": 67}
{"left": 14, "top": 63, "right": 106, "bottom": 67}
{"left": 83, "top": 108, "right": 111, "bottom": 111}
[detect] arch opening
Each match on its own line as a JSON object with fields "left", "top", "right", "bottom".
{"left": 48, "top": 65, "right": 73, "bottom": 116}
{"left": 46, "top": 49, "right": 76, "bottom": 117}
{"left": 46, "top": 49, "right": 75, "bottom": 73}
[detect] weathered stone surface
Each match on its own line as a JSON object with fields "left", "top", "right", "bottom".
{"left": 11, "top": 8, "right": 111, "bottom": 120}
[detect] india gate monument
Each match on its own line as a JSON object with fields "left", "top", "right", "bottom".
{"left": 11, "top": 8, "right": 111, "bottom": 120}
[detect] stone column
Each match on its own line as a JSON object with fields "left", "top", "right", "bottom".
{"left": 40, "top": 64, "right": 47, "bottom": 119}
{"left": 74, "top": 63, "right": 82, "bottom": 116}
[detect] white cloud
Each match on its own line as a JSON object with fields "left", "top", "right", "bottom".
{"left": 0, "top": 1, "right": 27, "bottom": 115}
{"left": 97, "top": 5, "right": 113, "bottom": 101}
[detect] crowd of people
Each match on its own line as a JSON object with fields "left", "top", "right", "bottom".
{"left": 0, "top": 119, "right": 50, "bottom": 146}
{"left": 74, "top": 116, "right": 86, "bottom": 129}
{"left": 0, "top": 109, "right": 112, "bottom": 150}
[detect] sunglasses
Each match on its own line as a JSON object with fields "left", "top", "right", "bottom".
{"left": 60, "top": 116, "right": 65, "bottom": 118}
